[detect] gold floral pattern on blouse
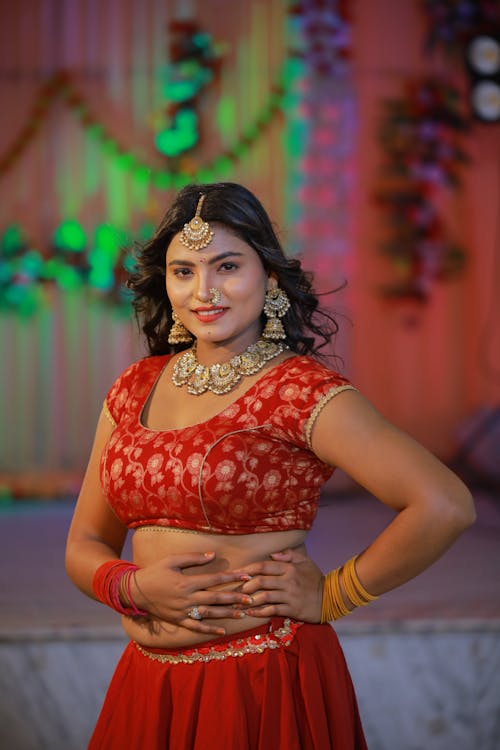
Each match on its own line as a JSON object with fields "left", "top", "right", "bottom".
{"left": 99, "top": 355, "right": 354, "bottom": 534}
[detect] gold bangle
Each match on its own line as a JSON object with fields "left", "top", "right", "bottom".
{"left": 342, "top": 555, "right": 378, "bottom": 606}
{"left": 320, "top": 567, "right": 351, "bottom": 623}
{"left": 321, "top": 555, "right": 378, "bottom": 623}
{"left": 342, "top": 557, "right": 369, "bottom": 607}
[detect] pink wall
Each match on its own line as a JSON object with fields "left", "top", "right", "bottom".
{"left": 350, "top": 0, "right": 500, "bottom": 457}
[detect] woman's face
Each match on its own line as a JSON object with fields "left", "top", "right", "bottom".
{"left": 166, "top": 224, "right": 273, "bottom": 353}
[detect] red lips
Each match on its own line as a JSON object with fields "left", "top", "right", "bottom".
{"left": 192, "top": 307, "right": 228, "bottom": 323}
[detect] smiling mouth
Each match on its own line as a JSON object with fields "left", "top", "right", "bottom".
{"left": 192, "top": 307, "right": 227, "bottom": 320}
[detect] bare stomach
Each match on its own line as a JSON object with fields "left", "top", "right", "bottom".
{"left": 121, "top": 526, "right": 308, "bottom": 649}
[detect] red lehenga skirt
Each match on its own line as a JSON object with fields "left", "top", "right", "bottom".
{"left": 88, "top": 617, "right": 367, "bottom": 750}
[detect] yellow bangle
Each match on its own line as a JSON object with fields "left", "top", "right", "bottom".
{"left": 321, "top": 555, "right": 379, "bottom": 623}
{"left": 320, "top": 567, "right": 351, "bottom": 623}
{"left": 342, "top": 555, "right": 378, "bottom": 606}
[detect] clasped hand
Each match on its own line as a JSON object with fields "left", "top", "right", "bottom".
{"left": 131, "top": 548, "right": 324, "bottom": 635}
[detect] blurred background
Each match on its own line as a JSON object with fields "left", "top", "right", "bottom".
{"left": 0, "top": 1, "right": 499, "bottom": 749}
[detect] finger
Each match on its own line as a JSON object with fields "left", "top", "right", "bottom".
{"left": 178, "top": 618, "right": 227, "bottom": 636}
{"left": 170, "top": 551, "right": 218, "bottom": 569}
{"left": 242, "top": 590, "right": 286, "bottom": 609}
{"left": 195, "top": 590, "right": 254, "bottom": 607}
{"left": 194, "top": 606, "right": 249, "bottom": 621}
{"left": 270, "top": 551, "right": 293, "bottom": 562}
{"left": 244, "top": 604, "right": 289, "bottom": 618}
{"left": 271, "top": 548, "right": 308, "bottom": 563}
{"left": 190, "top": 570, "right": 254, "bottom": 591}
{"left": 234, "top": 560, "right": 289, "bottom": 578}
{"left": 239, "top": 574, "right": 289, "bottom": 595}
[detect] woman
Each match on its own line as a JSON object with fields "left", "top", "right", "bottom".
{"left": 66, "top": 182, "right": 475, "bottom": 749}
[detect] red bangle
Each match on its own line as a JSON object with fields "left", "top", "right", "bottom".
{"left": 92, "top": 560, "right": 148, "bottom": 617}
{"left": 125, "top": 569, "right": 146, "bottom": 616}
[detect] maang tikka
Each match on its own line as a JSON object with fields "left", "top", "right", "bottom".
{"left": 179, "top": 194, "right": 214, "bottom": 251}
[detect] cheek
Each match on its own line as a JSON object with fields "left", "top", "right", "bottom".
{"left": 225, "top": 268, "right": 267, "bottom": 303}
{"left": 165, "top": 276, "right": 186, "bottom": 302}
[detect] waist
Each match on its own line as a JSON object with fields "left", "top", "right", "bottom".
{"left": 132, "top": 617, "right": 304, "bottom": 665}
{"left": 131, "top": 525, "right": 307, "bottom": 569}
{"left": 125, "top": 527, "right": 308, "bottom": 649}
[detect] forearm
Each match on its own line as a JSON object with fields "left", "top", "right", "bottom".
{"left": 65, "top": 537, "right": 125, "bottom": 601}
{"left": 352, "top": 490, "right": 475, "bottom": 597}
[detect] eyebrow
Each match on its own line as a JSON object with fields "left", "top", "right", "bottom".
{"left": 167, "top": 251, "right": 245, "bottom": 267}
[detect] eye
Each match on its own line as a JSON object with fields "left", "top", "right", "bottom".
{"left": 172, "top": 267, "right": 193, "bottom": 278}
{"left": 218, "top": 262, "right": 238, "bottom": 272}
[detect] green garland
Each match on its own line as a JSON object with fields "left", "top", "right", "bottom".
{"left": 0, "top": 53, "right": 292, "bottom": 315}
{"left": 0, "top": 69, "right": 288, "bottom": 185}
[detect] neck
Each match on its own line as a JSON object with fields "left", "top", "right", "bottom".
{"left": 193, "top": 333, "right": 263, "bottom": 366}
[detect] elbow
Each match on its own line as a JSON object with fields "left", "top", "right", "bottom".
{"left": 442, "top": 484, "right": 476, "bottom": 534}
{"left": 64, "top": 542, "right": 76, "bottom": 583}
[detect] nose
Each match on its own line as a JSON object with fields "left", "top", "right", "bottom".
{"left": 194, "top": 274, "right": 212, "bottom": 303}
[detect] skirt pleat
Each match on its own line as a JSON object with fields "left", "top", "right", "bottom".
{"left": 88, "top": 618, "right": 367, "bottom": 750}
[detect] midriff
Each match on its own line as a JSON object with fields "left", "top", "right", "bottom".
{"left": 121, "top": 526, "right": 308, "bottom": 649}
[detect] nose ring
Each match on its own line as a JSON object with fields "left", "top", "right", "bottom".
{"left": 209, "top": 288, "right": 222, "bottom": 306}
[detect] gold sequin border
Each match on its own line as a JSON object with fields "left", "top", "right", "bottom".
{"left": 304, "top": 384, "right": 357, "bottom": 450}
{"left": 134, "top": 525, "right": 203, "bottom": 536}
{"left": 133, "top": 618, "right": 303, "bottom": 665}
{"left": 102, "top": 400, "right": 117, "bottom": 428}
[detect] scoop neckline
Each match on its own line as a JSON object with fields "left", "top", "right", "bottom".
{"left": 138, "top": 352, "right": 302, "bottom": 433}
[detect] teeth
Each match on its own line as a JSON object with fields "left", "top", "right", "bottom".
{"left": 197, "top": 309, "right": 224, "bottom": 317}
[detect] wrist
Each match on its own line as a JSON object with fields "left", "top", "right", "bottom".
{"left": 320, "top": 555, "right": 378, "bottom": 624}
{"left": 127, "top": 568, "right": 149, "bottom": 612}
{"left": 92, "top": 560, "right": 148, "bottom": 617}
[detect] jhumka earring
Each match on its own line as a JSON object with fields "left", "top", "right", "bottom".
{"left": 168, "top": 311, "right": 193, "bottom": 345}
{"left": 179, "top": 194, "right": 214, "bottom": 251}
{"left": 262, "top": 287, "right": 290, "bottom": 341}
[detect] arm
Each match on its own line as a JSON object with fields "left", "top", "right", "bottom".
{"left": 238, "top": 390, "right": 475, "bottom": 620}
{"left": 65, "top": 409, "right": 253, "bottom": 635}
{"left": 312, "top": 391, "right": 475, "bottom": 595}
{"left": 65, "top": 409, "right": 129, "bottom": 591}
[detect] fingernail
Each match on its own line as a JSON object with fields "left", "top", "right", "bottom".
{"left": 235, "top": 611, "right": 246, "bottom": 618}
{"left": 216, "top": 628, "right": 226, "bottom": 635}
{"left": 204, "top": 552, "right": 215, "bottom": 558}
{"left": 242, "top": 596, "right": 253, "bottom": 605}
{"left": 239, "top": 574, "right": 252, "bottom": 581}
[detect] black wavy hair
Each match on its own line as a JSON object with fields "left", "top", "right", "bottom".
{"left": 128, "top": 182, "right": 340, "bottom": 357}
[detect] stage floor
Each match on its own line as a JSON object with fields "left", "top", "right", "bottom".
{"left": 1, "top": 490, "right": 499, "bottom": 750}
{"left": 1, "top": 489, "right": 499, "bottom": 637}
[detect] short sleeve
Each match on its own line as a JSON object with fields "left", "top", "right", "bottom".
{"left": 303, "top": 382, "right": 357, "bottom": 450}
{"left": 270, "top": 358, "right": 357, "bottom": 452}
{"left": 102, "top": 361, "right": 144, "bottom": 428}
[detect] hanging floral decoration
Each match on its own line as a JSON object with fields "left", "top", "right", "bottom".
{"left": 152, "top": 20, "right": 225, "bottom": 160}
{"left": 421, "top": 0, "right": 500, "bottom": 58}
{"left": 288, "top": 1, "right": 352, "bottom": 74}
{"left": 375, "top": 78, "right": 469, "bottom": 304}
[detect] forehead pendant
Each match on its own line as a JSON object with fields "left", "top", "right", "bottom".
{"left": 179, "top": 194, "right": 214, "bottom": 251}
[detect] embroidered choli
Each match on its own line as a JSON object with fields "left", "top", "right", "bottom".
{"left": 99, "top": 355, "right": 355, "bottom": 534}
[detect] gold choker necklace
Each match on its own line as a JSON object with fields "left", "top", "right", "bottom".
{"left": 172, "top": 338, "right": 288, "bottom": 395}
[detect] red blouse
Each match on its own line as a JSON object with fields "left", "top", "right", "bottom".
{"left": 99, "top": 355, "right": 355, "bottom": 534}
